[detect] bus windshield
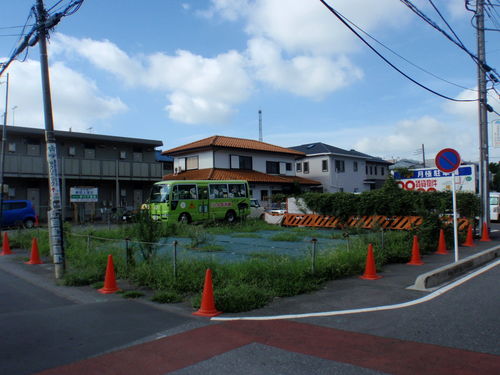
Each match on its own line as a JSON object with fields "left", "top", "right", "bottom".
{"left": 150, "top": 184, "right": 170, "bottom": 203}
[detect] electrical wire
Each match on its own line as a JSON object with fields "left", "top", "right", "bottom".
{"left": 1, "top": 0, "right": 84, "bottom": 77}
{"left": 318, "top": 0, "right": 477, "bottom": 102}
{"left": 337, "top": 8, "right": 477, "bottom": 93}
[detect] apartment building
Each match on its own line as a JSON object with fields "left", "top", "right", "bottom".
{"left": 0, "top": 125, "right": 163, "bottom": 221}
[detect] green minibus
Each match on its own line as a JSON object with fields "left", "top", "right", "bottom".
{"left": 147, "top": 180, "right": 251, "bottom": 223}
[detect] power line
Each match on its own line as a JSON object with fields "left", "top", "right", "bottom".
{"left": 335, "top": 7, "right": 477, "bottom": 93}
{"left": 318, "top": 0, "right": 477, "bottom": 102}
{"left": 0, "top": 0, "right": 84, "bottom": 77}
{"left": 401, "top": 0, "right": 499, "bottom": 85}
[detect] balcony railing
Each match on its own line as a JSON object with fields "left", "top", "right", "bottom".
{"left": 4, "top": 154, "right": 163, "bottom": 180}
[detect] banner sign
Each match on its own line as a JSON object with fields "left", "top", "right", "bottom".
{"left": 393, "top": 165, "right": 476, "bottom": 192}
{"left": 70, "top": 187, "right": 98, "bottom": 202}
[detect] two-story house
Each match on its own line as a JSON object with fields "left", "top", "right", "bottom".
{"left": 0, "top": 125, "right": 163, "bottom": 221}
{"left": 290, "top": 142, "right": 392, "bottom": 193}
{"left": 161, "top": 135, "right": 320, "bottom": 202}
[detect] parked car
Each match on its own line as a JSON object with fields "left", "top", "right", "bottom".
{"left": 1, "top": 200, "right": 37, "bottom": 228}
{"left": 249, "top": 199, "right": 265, "bottom": 219}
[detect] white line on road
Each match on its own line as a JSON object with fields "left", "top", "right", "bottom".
{"left": 212, "top": 259, "right": 500, "bottom": 321}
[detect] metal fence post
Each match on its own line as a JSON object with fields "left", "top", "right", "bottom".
{"left": 343, "top": 231, "right": 350, "bottom": 251}
{"left": 125, "top": 238, "right": 132, "bottom": 274}
{"left": 381, "top": 228, "right": 385, "bottom": 250}
{"left": 86, "top": 234, "right": 91, "bottom": 253}
{"left": 311, "top": 238, "right": 317, "bottom": 274}
{"left": 173, "top": 240, "right": 178, "bottom": 280}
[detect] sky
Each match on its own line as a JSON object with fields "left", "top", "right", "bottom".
{"left": 0, "top": 0, "right": 499, "bottom": 163}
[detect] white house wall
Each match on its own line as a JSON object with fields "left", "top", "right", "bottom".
{"left": 174, "top": 151, "right": 214, "bottom": 171}
{"left": 214, "top": 150, "right": 296, "bottom": 175}
{"left": 296, "top": 155, "right": 368, "bottom": 193}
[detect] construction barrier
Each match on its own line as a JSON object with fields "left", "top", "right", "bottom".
{"left": 282, "top": 213, "right": 472, "bottom": 231}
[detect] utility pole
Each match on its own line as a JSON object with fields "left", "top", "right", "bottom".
{"left": 0, "top": 73, "right": 9, "bottom": 230}
{"left": 476, "top": 0, "right": 490, "bottom": 235}
{"left": 421, "top": 144, "right": 426, "bottom": 168}
{"left": 35, "top": 0, "right": 66, "bottom": 278}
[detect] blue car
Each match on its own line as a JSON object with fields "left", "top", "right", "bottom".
{"left": 1, "top": 200, "right": 37, "bottom": 228}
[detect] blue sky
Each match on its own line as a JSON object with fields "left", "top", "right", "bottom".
{"left": 1, "top": 0, "right": 499, "bottom": 162}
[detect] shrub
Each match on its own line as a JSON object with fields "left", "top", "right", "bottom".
{"left": 121, "top": 291, "right": 145, "bottom": 299}
{"left": 212, "top": 284, "right": 272, "bottom": 313}
{"left": 152, "top": 290, "right": 183, "bottom": 303}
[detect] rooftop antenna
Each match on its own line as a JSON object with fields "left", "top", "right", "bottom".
{"left": 258, "top": 109, "right": 263, "bottom": 142}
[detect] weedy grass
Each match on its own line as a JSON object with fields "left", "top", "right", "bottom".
{"left": 11, "top": 218, "right": 419, "bottom": 313}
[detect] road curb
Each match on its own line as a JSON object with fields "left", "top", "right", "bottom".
{"left": 412, "top": 245, "right": 500, "bottom": 290}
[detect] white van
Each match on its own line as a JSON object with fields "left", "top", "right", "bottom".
{"left": 490, "top": 192, "right": 500, "bottom": 221}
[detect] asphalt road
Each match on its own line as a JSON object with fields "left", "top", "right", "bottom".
{"left": 0, "top": 267, "right": 198, "bottom": 375}
{"left": 0, "top": 232, "right": 498, "bottom": 375}
{"left": 31, "top": 262, "right": 500, "bottom": 375}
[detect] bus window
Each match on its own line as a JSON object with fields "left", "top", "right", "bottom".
{"left": 173, "top": 184, "right": 197, "bottom": 200}
{"left": 209, "top": 184, "right": 228, "bottom": 199}
{"left": 229, "top": 183, "right": 247, "bottom": 198}
{"left": 150, "top": 184, "right": 170, "bottom": 203}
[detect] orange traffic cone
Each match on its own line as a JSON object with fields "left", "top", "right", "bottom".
{"left": 435, "top": 229, "right": 448, "bottom": 255}
{"left": 359, "top": 243, "right": 382, "bottom": 280}
{"left": 193, "top": 269, "right": 222, "bottom": 317}
{"left": 462, "top": 225, "right": 474, "bottom": 247}
{"left": 407, "top": 235, "right": 424, "bottom": 265}
{"left": 25, "top": 238, "right": 43, "bottom": 265}
{"left": 1, "top": 232, "right": 12, "bottom": 256}
{"left": 98, "top": 254, "right": 120, "bottom": 294}
{"left": 479, "top": 222, "right": 491, "bottom": 242}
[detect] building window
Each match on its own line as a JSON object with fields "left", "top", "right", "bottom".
{"left": 296, "top": 162, "right": 302, "bottom": 172}
{"left": 27, "top": 141, "right": 40, "bottom": 156}
{"left": 374, "top": 166, "right": 378, "bottom": 175}
{"left": 322, "top": 160, "right": 328, "bottom": 172}
{"left": 240, "top": 156, "right": 252, "bottom": 170}
{"left": 303, "top": 162, "right": 309, "bottom": 174}
{"left": 119, "top": 151, "right": 127, "bottom": 160}
{"left": 353, "top": 161, "right": 358, "bottom": 172}
{"left": 186, "top": 156, "right": 199, "bottom": 170}
{"left": 133, "top": 148, "right": 143, "bottom": 162}
{"left": 366, "top": 165, "right": 368, "bottom": 174}
{"left": 369, "top": 166, "right": 373, "bottom": 174}
{"left": 335, "top": 160, "right": 345, "bottom": 173}
{"left": 266, "top": 161, "right": 280, "bottom": 174}
{"left": 84, "top": 144, "right": 95, "bottom": 159}
{"left": 286, "top": 162, "right": 292, "bottom": 171}
{"left": 68, "top": 146, "right": 76, "bottom": 156}
{"left": 8, "top": 142, "right": 16, "bottom": 153}
{"left": 381, "top": 167, "right": 385, "bottom": 176}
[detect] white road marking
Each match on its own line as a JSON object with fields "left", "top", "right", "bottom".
{"left": 211, "top": 259, "right": 500, "bottom": 321}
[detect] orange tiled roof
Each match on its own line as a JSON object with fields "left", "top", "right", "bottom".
{"left": 162, "top": 168, "right": 320, "bottom": 185}
{"left": 162, "top": 135, "right": 305, "bottom": 157}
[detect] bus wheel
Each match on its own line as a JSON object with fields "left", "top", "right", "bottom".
{"left": 225, "top": 210, "right": 237, "bottom": 223}
{"left": 178, "top": 213, "right": 191, "bottom": 224}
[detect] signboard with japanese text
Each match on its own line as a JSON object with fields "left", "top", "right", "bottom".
{"left": 70, "top": 187, "right": 98, "bottom": 202}
{"left": 393, "top": 165, "right": 476, "bottom": 193}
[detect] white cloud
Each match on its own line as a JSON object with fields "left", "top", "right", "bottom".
{"left": 2, "top": 59, "right": 127, "bottom": 132}
{"left": 51, "top": 33, "right": 252, "bottom": 125}
{"left": 353, "top": 116, "right": 478, "bottom": 161}
{"left": 443, "top": 88, "right": 478, "bottom": 121}
{"left": 210, "top": 0, "right": 410, "bottom": 56}
{"left": 267, "top": 114, "right": 479, "bottom": 161}
{"left": 247, "top": 38, "right": 363, "bottom": 98}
